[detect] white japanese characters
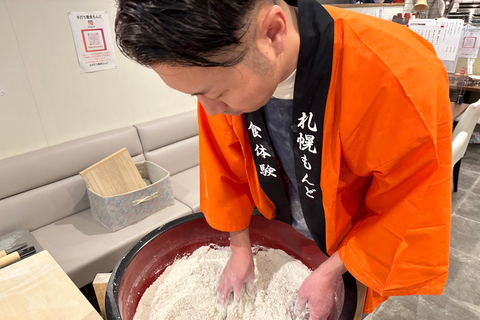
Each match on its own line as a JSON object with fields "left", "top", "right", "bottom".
{"left": 302, "top": 173, "right": 316, "bottom": 199}
{"left": 259, "top": 164, "right": 277, "bottom": 177}
{"left": 297, "top": 113, "right": 318, "bottom": 199}
{"left": 249, "top": 121, "right": 277, "bottom": 178}
{"left": 298, "top": 112, "right": 317, "bottom": 132}
{"left": 248, "top": 111, "right": 319, "bottom": 200}
{"left": 297, "top": 132, "right": 317, "bottom": 154}
{"left": 301, "top": 154, "right": 312, "bottom": 170}
{"left": 301, "top": 173, "right": 314, "bottom": 186}
{"left": 248, "top": 121, "right": 262, "bottom": 138}
{"left": 305, "top": 186, "right": 316, "bottom": 199}
{"left": 255, "top": 144, "right": 271, "bottom": 159}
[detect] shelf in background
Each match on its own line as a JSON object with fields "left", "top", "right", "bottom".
{"left": 333, "top": 3, "right": 404, "bottom": 8}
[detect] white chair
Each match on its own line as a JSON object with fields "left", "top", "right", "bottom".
{"left": 452, "top": 99, "right": 480, "bottom": 192}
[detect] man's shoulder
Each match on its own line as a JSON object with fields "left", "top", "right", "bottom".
{"left": 323, "top": 7, "right": 444, "bottom": 80}
{"left": 324, "top": 5, "right": 434, "bottom": 53}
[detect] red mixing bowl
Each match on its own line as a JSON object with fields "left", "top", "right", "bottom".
{"left": 105, "top": 213, "right": 358, "bottom": 320}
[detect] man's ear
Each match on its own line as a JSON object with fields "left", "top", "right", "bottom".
{"left": 256, "top": 5, "right": 287, "bottom": 55}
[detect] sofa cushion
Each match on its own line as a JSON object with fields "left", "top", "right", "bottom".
{"left": 135, "top": 110, "right": 198, "bottom": 152}
{"left": 0, "top": 175, "right": 88, "bottom": 236}
{"left": 144, "top": 136, "right": 199, "bottom": 176}
{"left": 170, "top": 166, "right": 200, "bottom": 213}
{"left": 32, "top": 200, "right": 193, "bottom": 288}
{"left": 0, "top": 127, "right": 144, "bottom": 200}
{"left": 0, "top": 154, "right": 146, "bottom": 237}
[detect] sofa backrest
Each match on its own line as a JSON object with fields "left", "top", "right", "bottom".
{"left": 135, "top": 110, "right": 199, "bottom": 176}
{"left": 0, "top": 127, "right": 144, "bottom": 236}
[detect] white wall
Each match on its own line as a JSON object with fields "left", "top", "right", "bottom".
{"left": 0, "top": 0, "right": 196, "bottom": 160}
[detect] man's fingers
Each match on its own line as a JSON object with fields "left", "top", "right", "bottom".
{"left": 216, "top": 289, "right": 231, "bottom": 305}
{"left": 216, "top": 277, "right": 232, "bottom": 305}
{"left": 233, "top": 281, "right": 244, "bottom": 303}
{"left": 308, "top": 298, "right": 332, "bottom": 320}
{"left": 246, "top": 279, "right": 255, "bottom": 298}
{"left": 309, "top": 313, "right": 323, "bottom": 320}
{"left": 294, "top": 296, "right": 308, "bottom": 317}
{"left": 309, "top": 310, "right": 329, "bottom": 320}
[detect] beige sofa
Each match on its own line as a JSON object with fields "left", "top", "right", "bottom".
{"left": 0, "top": 110, "right": 199, "bottom": 288}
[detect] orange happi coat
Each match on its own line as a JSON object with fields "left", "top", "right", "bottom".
{"left": 198, "top": 4, "right": 451, "bottom": 313}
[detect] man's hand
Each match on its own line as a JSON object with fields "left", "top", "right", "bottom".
{"left": 295, "top": 251, "right": 346, "bottom": 320}
{"left": 217, "top": 227, "right": 255, "bottom": 305}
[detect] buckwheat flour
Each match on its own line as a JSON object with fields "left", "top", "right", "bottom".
{"left": 133, "top": 245, "right": 313, "bottom": 320}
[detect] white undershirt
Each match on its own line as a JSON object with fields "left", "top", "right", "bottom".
{"left": 272, "top": 69, "right": 296, "bottom": 100}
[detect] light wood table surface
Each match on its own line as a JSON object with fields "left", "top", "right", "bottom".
{"left": 0, "top": 250, "right": 101, "bottom": 320}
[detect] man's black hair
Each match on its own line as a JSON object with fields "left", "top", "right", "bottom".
{"left": 115, "top": 0, "right": 262, "bottom": 67}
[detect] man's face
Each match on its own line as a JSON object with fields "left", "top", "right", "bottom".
{"left": 152, "top": 56, "right": 279, "bottom": 116}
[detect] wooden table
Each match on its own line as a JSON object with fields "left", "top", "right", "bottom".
{"left": 0, "top": 250, "right": 102, "bottom": 320}
{"left": 465, "top": 85, "right": 480, "bottom": 93}
{"left": 452, "top": 102, "right": 469, "bottom": 121}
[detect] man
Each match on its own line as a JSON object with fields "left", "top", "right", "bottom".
{"left": 115, "top": 0, "right": 451, "bottom": 318}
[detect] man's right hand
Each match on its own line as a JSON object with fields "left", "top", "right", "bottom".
{"left": 217, "top": 227, "right": 255, "bottom": 305}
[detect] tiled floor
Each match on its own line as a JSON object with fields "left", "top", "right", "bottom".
{"left": 368, "top": 143, "right": 480, "bottom": 319}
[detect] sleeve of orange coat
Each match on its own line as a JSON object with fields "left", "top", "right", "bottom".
{"left": 197, "top": 104, "right": 255, "bottom": 232}
{"left": 335, "top": 67, "right": 451, "bottom": 304}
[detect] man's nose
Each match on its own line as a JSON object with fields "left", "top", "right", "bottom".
{"left": 197, "top": 96, "right": 227, "bottom": 116}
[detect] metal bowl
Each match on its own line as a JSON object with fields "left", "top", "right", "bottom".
{"left": 105, "top": 213, "right": 358, "bottom": 320}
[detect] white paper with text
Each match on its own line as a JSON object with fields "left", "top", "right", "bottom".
{"left": 68, "top": 11, "right": 117, "bottom": 73}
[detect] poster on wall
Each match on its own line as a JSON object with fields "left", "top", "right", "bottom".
{"left": 68, "top": 11, "right": 117, "bottom": 73}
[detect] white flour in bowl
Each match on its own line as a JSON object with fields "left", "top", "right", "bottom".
{"left": 133, "top": 245, "right": 312, "bottom": 320}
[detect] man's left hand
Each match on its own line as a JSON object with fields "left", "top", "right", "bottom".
{"left": 294, "top": 251, "right": 347, "bottom": 320}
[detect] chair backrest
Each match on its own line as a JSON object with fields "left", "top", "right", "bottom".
{"left": 452, "top": 99, "right": 480, "bottom": 165}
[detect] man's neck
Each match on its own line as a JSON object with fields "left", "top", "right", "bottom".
{"left": 278, "top": 3, "right": 300, "bottom": 83}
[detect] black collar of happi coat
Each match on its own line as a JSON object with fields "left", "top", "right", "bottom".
{"left": 243, "top": 0, "right": 334, "bottom": 255}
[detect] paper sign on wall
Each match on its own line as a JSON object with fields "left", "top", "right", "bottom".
{"left": 409, "top": 19, "right": 464, "bottom": 73}
{"left": 0, "top": 79, "right": 4, "bottom": 96}
{"left": 68, "top": 11, "right": 117, "bottom": 73}
{"left": 458, "top": 27, "right": 480, "bottom": 59}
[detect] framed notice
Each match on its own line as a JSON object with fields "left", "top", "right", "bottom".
{"left": 68, "top": 11, "right": 117, "bottom": 73}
